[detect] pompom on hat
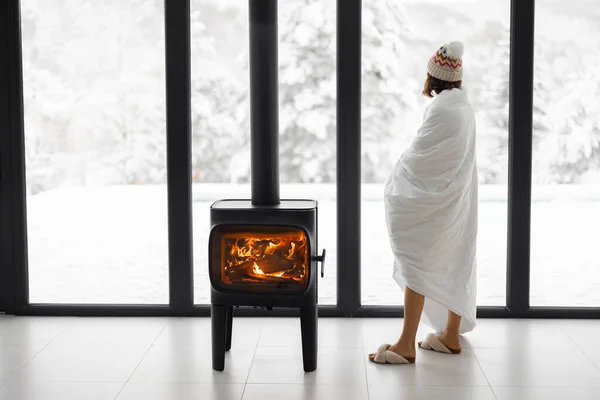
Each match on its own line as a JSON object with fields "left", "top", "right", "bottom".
{"left": 427, "top": 41, "right": 464, "bottom": 82}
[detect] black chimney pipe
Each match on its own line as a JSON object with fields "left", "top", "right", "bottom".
{"left": 249, "top": 0, "right": 280, "bottom": 205}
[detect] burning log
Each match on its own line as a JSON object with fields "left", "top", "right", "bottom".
{"left": 226, "top": 255, "right": 297, "bottom": 282}
{"left": 222, "top": 232, "right": 308, "bottom": 284}
{"left": 250, "top": 254, "right": 295, "bottom": 274}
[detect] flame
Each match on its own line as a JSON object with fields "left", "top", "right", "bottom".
{"left": 251, "top": 263, "right": 286, "bottom": 278}
{"left": 265, "top": 242, "right": 278, "bottom": 255}
{"left": 252, "top": 262, "right": 265, "bottom": 275}
{"left": 237, "top": 246, "right": 253, "bottom": 258}
{"left": 287, "top": 242, "right": 295, "bottom": 259}
{"left": 220, "top": 230, "right": 308, "bottom": 284}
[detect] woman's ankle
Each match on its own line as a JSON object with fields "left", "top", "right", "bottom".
{"left": 390, "top": 341, "right": 416, "bottom": 356}
{"left": 440, "top": 330, "right": 461, "bottom": 347}
{"left": 395, "top": 336, "right": 416, "bottom": 350}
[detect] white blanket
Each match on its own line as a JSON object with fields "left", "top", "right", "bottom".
{"left": 384, "top": 88, "right": 478, "bottom": 334}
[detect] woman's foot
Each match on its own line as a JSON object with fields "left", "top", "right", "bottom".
{"left": 437, "top": 332, "right": 461, "bottom": 350}
{"left": 418, "top": 332, "right": 462, "bottom": 353}
{"left": 368, "top": 341, "right": 416, "bottom": 362}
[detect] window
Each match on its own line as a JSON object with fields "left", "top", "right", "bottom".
{"left": 361, "top": 0, "right": 509, "bottom": 306}
{"left": 279, "top": 0, "right": 337, "bottom": 305}
{"left": 530, "top": 0, "right": 600, "bottom": 306}
{"left": 21, "top": 0, "right": 168, "bottom": 303}
{"left": 191, "top": 0, "right": 337, "bottom": 305}
{"left": 190, "top": 0, "right": 250, "bottom": 305}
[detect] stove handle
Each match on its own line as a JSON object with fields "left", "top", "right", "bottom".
{"left": 314, "top": 249, "right": 326, "bottom": 278}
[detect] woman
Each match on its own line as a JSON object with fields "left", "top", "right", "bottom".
{"left": 369, "top": 41, "right": 478, "bottom": 364}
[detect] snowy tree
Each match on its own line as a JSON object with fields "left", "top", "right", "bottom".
{"left": 268, "top": 0, "right": 418, "bottom": 184}
{"left": 21, "top": 0, "right": 249, "bottom": 190}
{"left": 544, "top": 59, "right": 600, "bottom": 183}
{"left": 272, "top": 0, "right": 337, "bottom": 183}
{"left": 532, "top": 16, "right": 600, "bottom": 184}
{"left": 21, "top": 0, "right": 169, "bottom": 191}
{"left": 190, "top": 2, "right": 249, "bottom": 183}
{"left": 20, "top": 0, "right": 600, "bottom": 190}
{"left": 191, "top": 73, "right": 248, "bottom": 183}
{"left": 475, "top": 22, "right": 510, "bottom": 184}
{"left": 361, "top": 0, "right": 420, "bottom": 183}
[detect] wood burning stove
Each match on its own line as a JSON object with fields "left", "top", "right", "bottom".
{"left": 209, "top": 0, "right": 326, "bottom": 373}
{"left": 210, "top": 223, "right": 310, "bottom": 293}
{"left": 209, "top": 201, "right": 324, "bottom": 372}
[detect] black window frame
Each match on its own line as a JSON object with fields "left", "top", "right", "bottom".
{"left": 2, "top": 0, "right": 599, "bottom": 319}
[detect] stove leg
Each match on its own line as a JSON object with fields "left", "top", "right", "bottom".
{"left": 300, "top": 305, "right": 318, "bottom": 372}
{"left": 212, "top": 304, "right": 227, "bottom": 371}
{"left": 225, "top": 306, "right": 233, "bottom": 351}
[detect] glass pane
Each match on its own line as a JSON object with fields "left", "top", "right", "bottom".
{"left": 21, "top": 0, "right": 168, "bottom": 303}
{"left": 279, "top": 0, "right": 337, "bottom": 305}
{"left": 361, "top": 0, "right": 509, "bottom": 306}
{"left": 192, "top": 0, "right": 337, "bottom": 305}
{"left": 190, "top": 0, "right": 250, "bottom": 305}
{"left": 531, "top": 0, "right": 600, "bottom": 306}
{"left": 210, "top": 225, "right": 310, "bottom": 293}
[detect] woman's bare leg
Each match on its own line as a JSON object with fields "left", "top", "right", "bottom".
{"left": 438, "top": 310, "right": 462, "bottom": 349}
{"left": 369, "top": 286, "right": 424, "bottom": 360}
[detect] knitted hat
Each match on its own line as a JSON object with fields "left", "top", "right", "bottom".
{"left": 427, "top": 41, "right": 464, "bottom": 82}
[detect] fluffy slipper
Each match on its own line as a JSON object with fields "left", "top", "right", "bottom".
{"left": 369, "top": 344, "right": 416, "bottom": 364}
{"left": 418, "top": 333, "right": 461, "bottom": 354}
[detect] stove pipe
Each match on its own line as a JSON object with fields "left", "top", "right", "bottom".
{"left": 249, "top": 0, "right": 280, "bottom": 206}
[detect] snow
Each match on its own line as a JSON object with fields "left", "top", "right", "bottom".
{"left": 26, "top": 184, "right": 600, "bottom": 307}
{"left": 18, "top": 0, "right": 600, "bottom": 307}
{"left": 20, "top": 0, "right": 600, "bottom": 191}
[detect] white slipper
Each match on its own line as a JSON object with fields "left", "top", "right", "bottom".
{"left": 418, "top": 333, "right": 461, "bottom": 354}
{"left": 370, "top": 344, "right": 416, "bottom": 364}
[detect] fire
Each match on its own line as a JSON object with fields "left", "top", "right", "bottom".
{"left": 252, "top": 262, "right": 265, "bottom": 275}
{"left": 252, "top": 262, "right": 289, "bottom": 278}
{"left": 220, "top": 229, "right": 308, "bottom": 285}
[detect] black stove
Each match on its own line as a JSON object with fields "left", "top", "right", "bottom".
{"left": 209, "top": 0, "right": 325, "bottom": 373}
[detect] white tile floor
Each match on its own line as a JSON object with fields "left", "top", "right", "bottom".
{"left": 1, "top": 316, "right": 600, "bottom": 399}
